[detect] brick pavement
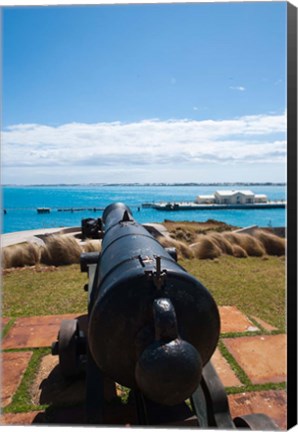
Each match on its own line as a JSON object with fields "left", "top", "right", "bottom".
{"left": 0, "top": 306, "right": 287, "bottom": 428}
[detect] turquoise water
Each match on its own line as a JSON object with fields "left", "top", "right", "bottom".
{"left": 2, "top": 185, "right": 286, "bottom": 233}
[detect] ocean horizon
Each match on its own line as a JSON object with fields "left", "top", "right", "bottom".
{"left": 3, "top": 182, "right": 286, "bottom": 187}
{"left": 2, "top": 183, "right": 287, "bottom": 234}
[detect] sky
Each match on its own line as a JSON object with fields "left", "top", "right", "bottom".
{"left": 1, "top": 1, "right": 288, "bottom": 185}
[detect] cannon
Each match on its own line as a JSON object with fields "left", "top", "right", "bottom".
{"left": 52, "top": 203, "right": 279, "bottom": 428}
{"left": 81, "top": 217, "right": 102, "bottom": 239}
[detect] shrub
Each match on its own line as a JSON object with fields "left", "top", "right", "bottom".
{"left": 1, "top": 235, "right": 99, "bottom": 269}
{"left": 190, "top": 237, "right": 221, "bottom": 260}
{"left": 222, "top": 232, "right": 265, "bottom": 257}
{"left": 237, "top": 234, "right": 265, "bottom": 257}
{"left": 170, "top": 228, "right": 197, "bottom": 244}
{"left": 232, "top": 245, "right": 248, "bottom": 258}
{"left": 207, "top": 232, "right": 234, "bottom": 255}
{"left": 41, "top": 235, "right": 82, "bottom": 266}
{"left": 157, "top": 236, "right": 194, "bottom": 259}
{"left": 255, "top": 230, "right": 286, "bottom": 256}
{"left": 2, "top": 243, "right": 41, "bottom": 269}
{"left": 82, "top": 240, "right": 102, "bottom": 252}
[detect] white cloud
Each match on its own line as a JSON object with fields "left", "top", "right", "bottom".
{"left": 2, "top": 112, "right": 286, "bottom": 183}
{"left": 229, "top": 86, "right": 246, "bottom": 91}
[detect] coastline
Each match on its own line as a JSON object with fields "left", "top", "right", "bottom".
{"left": 2, "top": 184, "right": 287, "bottom": 233}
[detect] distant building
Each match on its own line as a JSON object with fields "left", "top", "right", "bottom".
{"left": 195, "top": 194, "right": 215, "bottom": 204}
{"left": 195, "top": 190, "right": 267, "bottom": 205}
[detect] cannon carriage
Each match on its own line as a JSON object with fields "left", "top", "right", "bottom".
{"left": 52, "top": 202, "right": 278, "bottom": 428}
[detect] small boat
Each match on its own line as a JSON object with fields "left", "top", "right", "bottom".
{"left": 37, "top": 207, "right": 51, "bottom": 214}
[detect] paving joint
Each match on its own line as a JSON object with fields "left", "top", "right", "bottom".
{"left": 0, "top": 307, "right": 287, "bottom": 428}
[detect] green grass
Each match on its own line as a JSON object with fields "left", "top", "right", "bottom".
{"left": 3, "top": 348, "right": 51, "bottom": 414}
{"left": 218, "top": 340, "right": 251, "bottom": 386}
{"left": 2, "top": 265, "right": 87, "bottom": 317}
{"left": 180, "top": 255, "right": 286, "bottom": 331}
{"left": 2, "top": 318, "right": 16, "bottom": 338}
{"left": 2, "top": 256, "right": 286, "bottom": 332}
{"left": 1, "top": 256, "right": 286, "bottom": 416}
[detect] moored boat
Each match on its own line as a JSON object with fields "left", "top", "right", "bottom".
{"left": 37, "top": 207, "right": 51, "bottom": 214}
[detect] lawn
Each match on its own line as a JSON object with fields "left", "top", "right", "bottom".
{"left": 2, "top": 265, "right": 87, "bottom": 317}
{"left": 2, "top": 255, "right": 286, "bottom": 331}
{"left": 181, "top": 255, "right": 286, "bottom": 331}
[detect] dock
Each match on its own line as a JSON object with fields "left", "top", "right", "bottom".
{"left": 57, "top": 207, "right": 104, "bottom": 212}
{"left": 37, "top": 208, "right": 51, "bottom": 214}
{"left": 149, "top": 201, "right": 286, "bottom": 211}
{"left": 37, "top": 207, "right": 104, "bottom": 213}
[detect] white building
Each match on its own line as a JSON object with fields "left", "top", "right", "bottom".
{"left": 195, "top": 194, "right": 215, "bottom": 204}
{"left": 195, "top": 190, "right": 267, "bottom": 205}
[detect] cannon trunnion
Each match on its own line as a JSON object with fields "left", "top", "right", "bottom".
{"left": 52, "top": 203, "right": 279, "bottom": 429}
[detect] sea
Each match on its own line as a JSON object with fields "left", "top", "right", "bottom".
{"left": 1, "top": 184, "right": 286, "bottom": 234}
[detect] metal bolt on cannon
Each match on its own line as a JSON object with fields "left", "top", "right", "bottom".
{"left": 52, "top": 203, "right": 278, "bottom": 428}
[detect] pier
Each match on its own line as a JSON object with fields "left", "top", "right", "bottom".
{"left": 57, "top": 207, "right": 104, "bottom": 212}
{"left": 148, "top": 201, "right": 286, "bottom": 211}
{"left": 37, "top": 207, "right": 104, "bottom": 213}
{"left": 37, "top": 208, "right": 51, "bottom": 214}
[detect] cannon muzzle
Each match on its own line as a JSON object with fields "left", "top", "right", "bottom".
{"left": 135, "top": 298, "right": 202, "bottom": 405}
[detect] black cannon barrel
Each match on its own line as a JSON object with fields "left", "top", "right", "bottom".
{"left": 88, "top": 203, "right": 220, "bottom": 405}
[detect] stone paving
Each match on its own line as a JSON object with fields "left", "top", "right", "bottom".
{"left": 0, "top": 306, "right": 287, "bottom": 428}
{"left": 223, "top": 335, "right": 287, "bottom": 385}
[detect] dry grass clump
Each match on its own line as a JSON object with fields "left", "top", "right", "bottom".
{"left": 2, "top": 243, "right": 41, "bottom": 269}
{"left": 255, "top": 230, "right": 285, "bottom": 256}
{"left": 163, "top": 220, "right": 235, "bottom": 235}
{"left": 232, "top": 245, "right": 248, "bottom": 258}
{"left": 207, "top": 232, "right": 234, "bottom": 255}
{"left": 169, "top": 228, "right": 197, "bottom": 244}
{"left": 157, "top": 236, "right": 194, "bottom": 259}
{"left": 82, "top": 240, "right": 102, "bottom": 253}
{"left": 1, "top": 227, "right": 286, "bottom": 270}
{"left": 158, "top": 229, "right": 279, "bottom": 261}
{"left": 40, "top": 235, "right": 82, "bottom": 266}
{"left": 222, "top": 232, "right": 265, "bottom": 257}
{"left": 190, "top": 236, "right": 221, "bottom": 260}
{"left": 1, "top": 236, "right": 89, "bottom": 269}
{"left": 188, "top": 231, "right": 261, "bottom": 260}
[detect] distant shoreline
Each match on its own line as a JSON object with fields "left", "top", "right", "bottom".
{"left": 3, "top": 182, "right": 286, "bottom": 188}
